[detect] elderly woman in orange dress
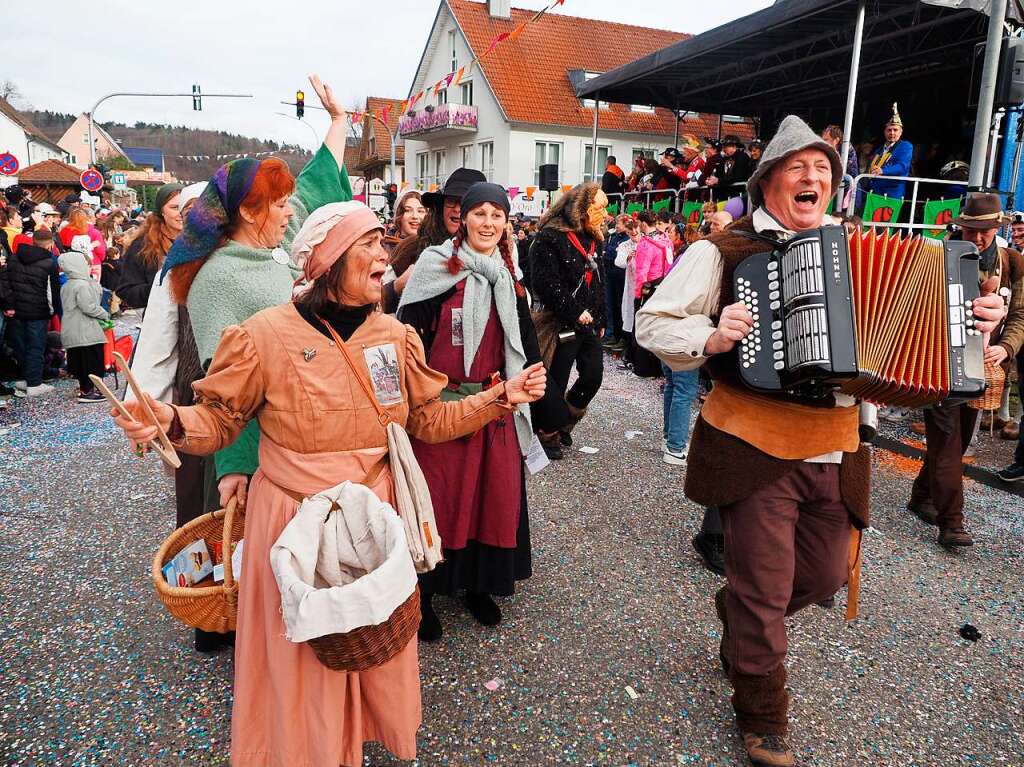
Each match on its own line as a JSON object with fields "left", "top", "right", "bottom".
{"left": 110, "top": 201, "right": 547, "bottom": 767}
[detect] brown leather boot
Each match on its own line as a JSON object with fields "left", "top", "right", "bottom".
{"left": 939, "top": 527, "right": 974, "bottom": 547}
{"left": 564, "top": 402, "right": 587, "bottom": 433}
{"left": 731, "top": 665, "right": 789, "bottom": 752}
{"left": 742, "top": 732, "right": 796, "bottom": 767}
{"left": 1000, "top": 421, "right": 1020, "bottom": 440}
{"left": 906, "top": 499, "right": 938, "bottom": 526}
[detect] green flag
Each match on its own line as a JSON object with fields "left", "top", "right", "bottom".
{"left": 923, "top": 198, "right": 961, "bottom": 239}
{"left": 626, "top": 202, "right": 644, "bottom": 215}
{"left": 652, "top": 197, "right": 672, "bottom": 212}
{"left": 606, "top": 203, "right": 619, "bottom": 216}
{"left": 826, "top": 197, "right": 835, "bottom": 215}
{"left": 682, "top": 200, "right": 703, "bottom": 224}
{"left": 862, "top": 192, "right": 904, "bottom": 230}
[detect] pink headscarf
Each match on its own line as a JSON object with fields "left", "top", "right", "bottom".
{"left": 291, "top": 201, "right": 384, "bottom": 282}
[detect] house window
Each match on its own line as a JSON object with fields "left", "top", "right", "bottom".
{"left": 479, "top": 141, "right": 494, "bottom": 181}
{"left": 631, "top": 147, "right": 657, "bottom": 171}
{"left": 630, "top": 104, "right": 656, "bottom": 113}
{"left": 583, "top": 144, "right": 612, "bottom": 184}
{"left": 449, "top": 29, "right": 457, "bottom": 73}
{"left": 432, "top": 149, "right": 447, "bottom": 187}
{"left": 534, "top": 141, "right": 561, "bottom": 186}
{"left": 581, "top": 72, "right": 609, "bottom": 110}
{"left": 368, "top": 134, "right": 376, "bottom": 157}
{"left": 460, "top": 81, "right": 474, "bottom": 107}
{"left": 461, "top": 144, "right": 474, "bottom": 169}
{"left": 436, "top": 88, "right": 448, "bottom": 107}
{"left": 417, "top": 152, "right": 429, "bottom": 189}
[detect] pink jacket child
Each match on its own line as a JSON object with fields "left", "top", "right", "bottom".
{"left": 634, "top": 231, "right": 673, "bottom": 298}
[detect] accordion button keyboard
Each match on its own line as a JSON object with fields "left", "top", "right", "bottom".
{"left": 773, "top": 341, "right": 783, "bottom": 351}
{"left": 773, "top": 351, "right": 784, "bottom": 361}
{"left": 771, "top": 320, "right": 781, "bottom": 330}
{"left": 770, "top": 301, "right": 781, "bottom": 310}
{"left": 768, "top": 271, "right": 778, "bottom": 282}
{"left": 772, "top": 331, "right": 782, "bottom": 341}
{"left": 773, "top": 361, "right": 784, "bottom": 370}
{"left": 769, "top": 291, "right": 780, "bottom": 301}
{"left": 951, "top": 325, "right": 965, "bottom": 347}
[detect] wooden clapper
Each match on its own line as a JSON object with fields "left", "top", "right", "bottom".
{"left": 90, "top": 351, "right": 182, "bottom": 469}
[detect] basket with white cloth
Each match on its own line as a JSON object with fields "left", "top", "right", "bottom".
{"left": 271, "top": 481, "right": 420, "bottom": 672}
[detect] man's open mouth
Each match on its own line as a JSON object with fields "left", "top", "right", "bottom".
{"left": 794, "top": 191, "right": 819, "bottom": 207}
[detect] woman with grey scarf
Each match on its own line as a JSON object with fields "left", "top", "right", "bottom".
{"left": 398, "top": 182, "right": 543, "bottom": 642}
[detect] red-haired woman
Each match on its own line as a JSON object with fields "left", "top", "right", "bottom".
{"left": 60, "top": 207, "right": 107, "bottom": 280}
{"left": 397, "top": 182, "right": 541, "bottom": 641}
{"left": 116, "top": 183, "right": 182, "bottom": 308}
{"left": 161, "top": 74, "right": 352, "bottom": 532}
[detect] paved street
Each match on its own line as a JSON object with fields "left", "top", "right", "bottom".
{"left": 1, "top": 358, "right": 1022, "bottom": 766}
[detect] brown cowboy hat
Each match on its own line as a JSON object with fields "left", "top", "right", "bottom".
{"left": 952, "top": 192, "right": 1010, "bottom": 230}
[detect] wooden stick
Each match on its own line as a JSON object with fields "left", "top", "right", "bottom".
{"left": 90, "top": 368, "right": 182, "bottom": 470}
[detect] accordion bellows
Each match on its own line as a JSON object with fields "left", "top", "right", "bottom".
{"left": 735, "top": 225, "right": 986, "bottom": 406}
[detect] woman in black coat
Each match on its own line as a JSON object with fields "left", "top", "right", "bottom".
{"left": 528, "top": 183, "right": 608, "bottom": 458}
{"left": 117, "top": 183, "right": 182, "bottom": 309}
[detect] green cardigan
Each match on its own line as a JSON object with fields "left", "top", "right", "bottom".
{"left": 186, "top": 145, "right": 351, "bottom": 478}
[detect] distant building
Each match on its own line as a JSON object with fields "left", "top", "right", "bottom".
{"left": 18, "top": 158, "right": 109, "bottom": 204}
{"left": 402, "top": 0, "right": 749, "bottom": 203}
{"left": 0, "top": 98, "right": 71, "bottom": 183}
{"left": 122, "top": 146, "right": 165, "bottom": 173}
{"left": 57, "top": 114, "right": 130, "bottom": 168}
{"left": 354, "top": 96, "right": 406, "bottom": 185}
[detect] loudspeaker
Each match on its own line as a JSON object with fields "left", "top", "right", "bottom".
{"left": 539, "top": 163, "right": 559, "bottom": 191}
{"left": 996, "top": 37, "right": 1024, "bottom": 108}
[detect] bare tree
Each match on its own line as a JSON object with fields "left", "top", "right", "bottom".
{"left": 1, "top": 80, "right": 32, "bottom": 110}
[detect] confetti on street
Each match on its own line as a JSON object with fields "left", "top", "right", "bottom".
{"left": 1, "top": 357, "right": 1022, "bottom": 765}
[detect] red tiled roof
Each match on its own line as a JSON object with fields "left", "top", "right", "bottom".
{"left": 19, "top": 158, "right": 85, "bottom": 184}
{"left": 447, "top": 0, "right": 729, "bottom": 138}
{"left": 357, "top": 96, "right": 405, "bottom": 171}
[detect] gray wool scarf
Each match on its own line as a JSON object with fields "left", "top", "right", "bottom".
{"left": 398, "top": 239, "right": 533, "bottom": 455}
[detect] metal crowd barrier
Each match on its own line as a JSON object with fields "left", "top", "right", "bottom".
{"left": 845, "top": 173, "right": 968, "bottom": 233}
{"left": 605, "top": 182, "right": 750, "bottom": 215}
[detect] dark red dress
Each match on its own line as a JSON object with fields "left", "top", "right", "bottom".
{"left": 409, "top": 280, "right": 532, "bottom": 596}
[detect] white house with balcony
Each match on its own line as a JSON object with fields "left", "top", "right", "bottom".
{"left": 402, "top": 0, "right": 741, "bottom": 214}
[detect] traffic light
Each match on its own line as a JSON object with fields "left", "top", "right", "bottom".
{"left": 296, "top": 90, "right": 305, "bottom": 119}
{"left": 192, "top": 84, "right": 202, "bottom": 111}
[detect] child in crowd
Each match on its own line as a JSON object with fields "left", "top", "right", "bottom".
{"left": 58, "top": 250, "right": 108, "bottom": 403}
{"left": 615, "top": 219, "right": 640, "bottom": 370}
{"left": 4, "top": 228, "right": 62, "bottom": 397}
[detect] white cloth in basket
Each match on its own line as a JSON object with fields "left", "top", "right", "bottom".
{"left": 270, "top": 480, "right": 417, "bottom": 643}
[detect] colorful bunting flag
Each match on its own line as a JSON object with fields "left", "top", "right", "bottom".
{"left": 924, "top": 197, "right": 962, "bottom": 238}
{"left": 862, "top": 192, "right": 904, "bottom": 229}
{"left": 682, "top": 201, "right": 703, "bottom": 224}
{"left": 508, "top": 186, "right": 521, "bottom": 199}
{"left": 483, "top": 32, "right": 511, "bottom": 58}
{"left": 429, "top": 183, "right": 439, "bottom": 192}
{"left": 453, "top": 66, "right": 466, "bottom": 87}
{"left": 508, "top": 20, "right": 529, "bottom": 42}
{"left": 381, "top": 104, "right": 392, "bottom": 124}
{"left": 561, "top": 185, "right": 573, "bottom": 194}
{"left": 526, "top": 186, "right": 537, "bottom": 198}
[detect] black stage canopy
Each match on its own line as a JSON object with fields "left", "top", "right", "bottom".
{"left": 577, "top": 0, "right": 991, "bottom": 128}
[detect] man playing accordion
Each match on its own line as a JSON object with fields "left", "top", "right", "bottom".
{"left": 636, "top": 115, "right": 1007, "bottom": 767}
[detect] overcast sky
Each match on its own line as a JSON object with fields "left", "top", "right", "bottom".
{"left": 7, "top": 0, "right": 772, "bottom": 150}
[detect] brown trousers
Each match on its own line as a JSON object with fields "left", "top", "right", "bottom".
{"left": 721, "top": 462, "right": 851, "bottom": 733}
{"left": 910, "top": 401, "right": 978, "bottom": 530}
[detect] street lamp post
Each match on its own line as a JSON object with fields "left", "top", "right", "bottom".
{"left": 274, "top": 112, "right": 320, "bottom": 145}
{"left": 87, "top": 91, "right": 253, "bottom": 166}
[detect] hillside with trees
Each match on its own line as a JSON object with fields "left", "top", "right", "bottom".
{"left": 26, "top": 110, "right": 314, "bottom": 182}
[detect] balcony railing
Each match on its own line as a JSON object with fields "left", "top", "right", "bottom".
{"left": 399, "top": 103, "right": 478, "bottom": 139}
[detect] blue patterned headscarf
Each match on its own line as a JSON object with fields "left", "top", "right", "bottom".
{"left": 160, "top": 158, "right": 260, "bottom": 281}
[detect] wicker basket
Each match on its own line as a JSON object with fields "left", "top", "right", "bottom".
{"left": 152, "top": 497, "right": 245, "bottom": 633}
{"left": 308, "top": 586, "right": 421, "bottom": 672}
{"left": 968, "top": 361, "right": 1006, "bottom": 411}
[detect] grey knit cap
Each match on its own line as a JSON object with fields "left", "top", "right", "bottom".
{"left": 746, "top": 115, "right": 843, "bottom": 208}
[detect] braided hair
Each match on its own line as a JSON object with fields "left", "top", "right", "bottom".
{"left": 447, "top": 223, "right": 526, "bottom": 299}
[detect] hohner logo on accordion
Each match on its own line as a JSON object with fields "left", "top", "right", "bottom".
{"left": 733, "top": 225, "right": 986, "bottom": 405}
